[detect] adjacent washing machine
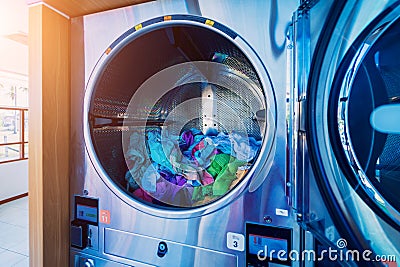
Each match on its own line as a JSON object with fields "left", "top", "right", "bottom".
{"left": 294, "top": 0, "right": 400, "bottom": 266}
{"left": 70, "top": 1, "right": 299, "bottom": 266}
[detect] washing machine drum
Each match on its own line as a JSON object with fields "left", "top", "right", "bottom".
{"left": 86, "top": 19, "right": 274, "bottom": 209}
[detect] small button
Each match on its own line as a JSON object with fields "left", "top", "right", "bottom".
{"left": 157, "top": 241, "right": 168, "bottom": 257}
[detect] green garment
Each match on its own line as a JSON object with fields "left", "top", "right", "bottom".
{"left": 192, "top": 184, "right": 213, "bottom": 202}
{"left": 192, "top": 154, "right": 245, "bottom": 202}
{"left": 207, "top": 154, "right": 231, "bottom": 177}
{"left": 211, "top": 156, "right": 246, "bottom": 196}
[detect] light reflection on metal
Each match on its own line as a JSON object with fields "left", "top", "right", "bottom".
{"left": 370, "top": 104, "right": 400, "bottom": 134}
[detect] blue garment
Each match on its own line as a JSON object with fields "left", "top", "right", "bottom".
{"left": 205, "top": 127, "right": 219, "bottom": 136}
{"left": 147, "top": 129, "right": 177, "bottom": 173}
{"left": 125, "top": 131, "right": 151, "bottom": 190}
{"left": 209, "top": 132, "right": 261, "bottom": 161}
{"left": 186, "top": 180, "right": 202, "bottom": 187}
{"left": 125, "top": 170, "right": 140, "bottom": 191}
{"left": 141, "top": 163, "right": 159, "bottom": 193}
{"left": 209, "top": 132, "right": 232, "bottom": 155}
{"left": 230, "top": 132, "right": 261, "bottom": 162}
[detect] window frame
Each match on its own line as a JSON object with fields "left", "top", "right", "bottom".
{"left": 0, "top": 106, "right": 28, "bottom": 164}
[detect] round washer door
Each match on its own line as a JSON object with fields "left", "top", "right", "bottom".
{"left": 308, "top": 0, "right": 400, "bottom": 262}
{"left": 84, "top": 15, "right": 277, "bottom": 218}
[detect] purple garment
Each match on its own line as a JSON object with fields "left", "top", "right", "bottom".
{"left": 152, "top": 180, "right": 193, "bottom": 205}
{"left": 159, "top": 169, "right": 176, "bottom": 184}
{"left": 175, "top": 175, "right": 188, "bottom": 186}
{"left": 139, "top": 166, "right": 193, "bottom": 205}
{"left": 180, "top": 130, "right": 194, "bottom": 151}
{"left": 159, "top": 170, "right": 188, "bottom": 187}
{"left": 179, "top": 128, "right": 205, "bottom": 158}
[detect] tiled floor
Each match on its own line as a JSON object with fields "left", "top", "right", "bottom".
{"left": 0, "top": 197, "right": 29, "bottom": 266}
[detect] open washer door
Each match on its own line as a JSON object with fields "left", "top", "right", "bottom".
{"left": 308, "top": 0, "right": 400, "bottom": 264}
{"left": 84, "top": 15, "right": 277, "bottom": 218}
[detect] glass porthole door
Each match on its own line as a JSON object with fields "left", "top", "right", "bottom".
{"left": 84, "top": 15, "right": 276, "bottom": 216}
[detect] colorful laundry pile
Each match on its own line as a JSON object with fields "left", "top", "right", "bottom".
{"left": 125, "top": 128, "right": 261, "bottom": 207}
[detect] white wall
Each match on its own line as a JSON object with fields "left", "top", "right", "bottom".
{"left": 0, "top": 0, "right": 29, "bottom": 202}
{"left": 0, "top": 160, "right": 28, "bottom": 201}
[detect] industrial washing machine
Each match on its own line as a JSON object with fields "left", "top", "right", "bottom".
{"left": 70, "top": 1, "right": 300, "bottom": 266}
{"left": 69, "top": 0, "right": 400, "bottom": 266}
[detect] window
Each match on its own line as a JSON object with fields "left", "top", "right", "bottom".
{"left": 0, "top": 70, "right": 28, "bottom": 163}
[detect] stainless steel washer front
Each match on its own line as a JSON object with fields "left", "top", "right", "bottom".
{"left": 70, "top": 1, "right": 298, "bottom": 266}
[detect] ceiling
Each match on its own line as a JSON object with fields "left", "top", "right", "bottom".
{"left": 0, "top": 0, "right": 28, "bottom": 76}
{"left": 27, "top": 0, "right": 152, "bottom": 18}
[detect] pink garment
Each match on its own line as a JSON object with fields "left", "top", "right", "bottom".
{"left": 201, "top": 170, "right": 214, "bottom": 185}
{"left": 133, "top": 188, "right": 153, "bottom": 203}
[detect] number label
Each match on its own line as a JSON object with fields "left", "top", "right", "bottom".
{"left": 227, "top": 232, "right": 244, "bottom": 252}
{"left": 99, "top": 210, "right": 110, "bottom": 224}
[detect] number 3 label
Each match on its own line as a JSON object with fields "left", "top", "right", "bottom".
{"left": 227, "top": 232, "right": 244, "bottom": 252}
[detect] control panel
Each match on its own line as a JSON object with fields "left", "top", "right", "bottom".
{"left": 71, "top": 196, "right": 99, "bottom": 251}
{"left": 246, "top": 223, "right": 292, "bottom": 267}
